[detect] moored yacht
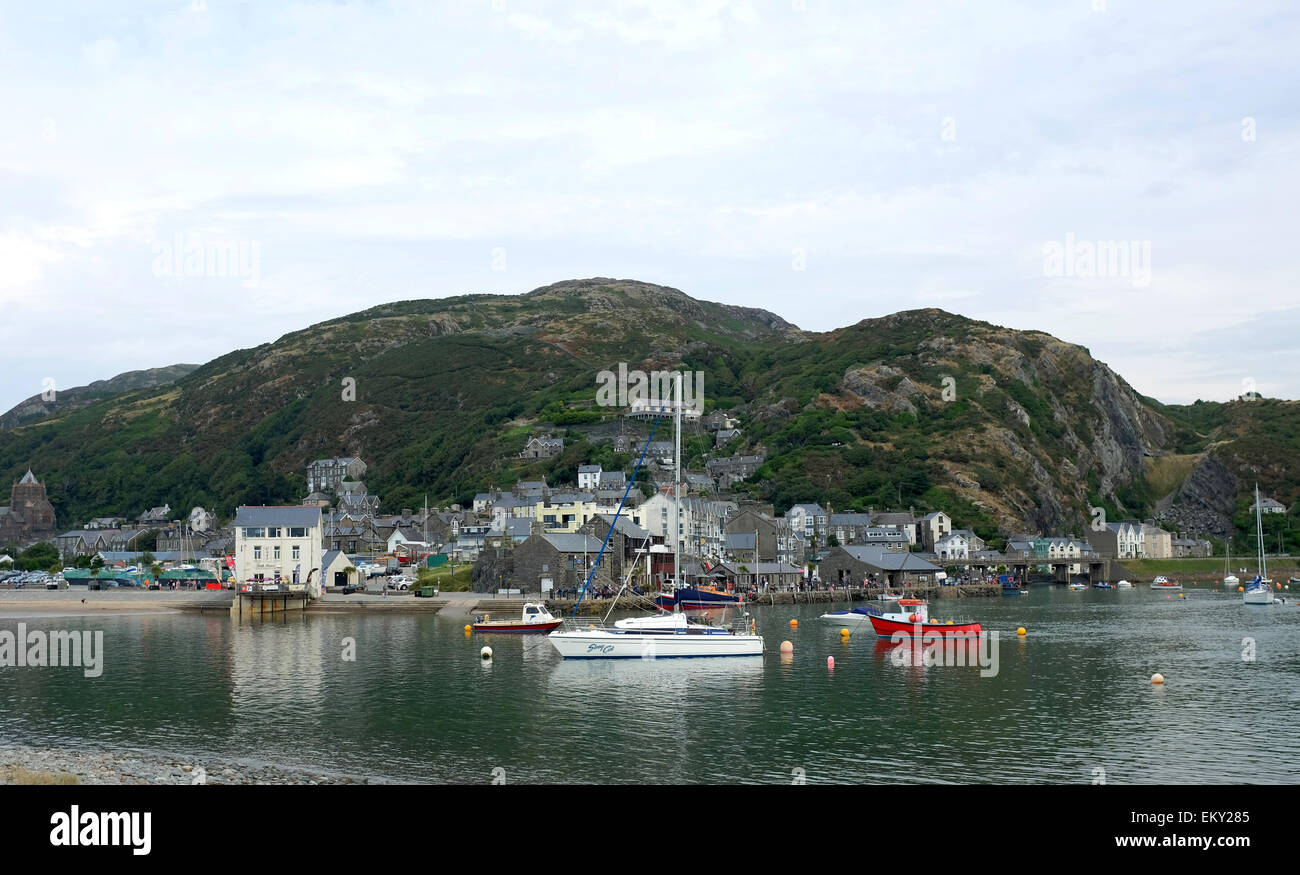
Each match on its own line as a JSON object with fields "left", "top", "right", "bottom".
{"left": 548, "top": 374, "right": 764, "bottom": 660}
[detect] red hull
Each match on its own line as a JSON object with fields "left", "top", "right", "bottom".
{"left": 472, "top": 621, "right": 563, "bottom": 633}
{"left": 868, "top": 616, "right": 982, "bottom": 638}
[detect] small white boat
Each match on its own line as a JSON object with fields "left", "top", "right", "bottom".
{"left": 548, "top": 612, "right": 763, "bottom": 658}
{"left": 473, "top": 603, "right": 562, "bottom": 633}
{"left": 820, "top": 605, "right": 883, "bottom": 627}
{"left": 1068, "top": 582, "right": 1087, "bottom": 590}
{"left": 1150, "top": 576, "right": 1182, "bottom": 591}
{"left": 1116, "top": 580, "right": 1133, "bottom": 589}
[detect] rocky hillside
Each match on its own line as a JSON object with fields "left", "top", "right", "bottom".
{"left": 0, "top": 280, "right": 1293, "bottom": 546}
{"left": 0, "top": 364, "right": 200, "bottom": 430}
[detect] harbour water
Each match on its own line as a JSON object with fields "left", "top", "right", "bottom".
{"left": 2, "top": 586, "right": 1297, "bottom": 784}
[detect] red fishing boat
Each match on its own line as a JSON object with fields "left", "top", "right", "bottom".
{"left": 867, "top": 598, "right": 982, "bottom": 638}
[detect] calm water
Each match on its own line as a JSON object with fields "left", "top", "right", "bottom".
{"left": 2, "top": 587, "right": 1298, "bottom": 784}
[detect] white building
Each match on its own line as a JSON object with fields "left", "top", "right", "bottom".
{"left": 234, "top": 506, "right": 325, "bottom": 597}
{"left": 934, "top": 532, "right": 970, "bottom": 561}
{"left": 786, "top": 503, "right": 828, "bottom": 545}
{"left": 577, "top": 465, "right": 602, "bottom": 491}
{"left": 189, "top": 506, "right": 216, "bottom": 533}
{"left": 919, "top": 511, "right": 952, "bottom": 550}
{"left": 641, "top": 492, "right": 736, "bottom": 559}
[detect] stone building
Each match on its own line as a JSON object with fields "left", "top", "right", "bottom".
{"left": 0, "top": 470, "right": 57, "bottom": 546}
{"left": 510, "top": 533, "right": 612, "bottom": 594}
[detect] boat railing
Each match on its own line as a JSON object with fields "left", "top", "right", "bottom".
{"left": 727, "top": 615, "right": 757, "bottom": 636}
{"left": 558, "top": 618, "right": 611, "bottom": 633}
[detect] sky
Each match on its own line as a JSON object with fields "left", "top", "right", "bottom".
{"left": 2, "top": 0, "right": 1298, "bottom": 413}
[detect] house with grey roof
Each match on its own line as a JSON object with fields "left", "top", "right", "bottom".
{"left": 1252, "top": 496, "right": 1287, "bottom": 514}
{"left": 818, "top": 544, "right": 943, "bottom": 587}
{"left": 306, "top": 457, "right": 367, "bottom": 495}
{"left": 786, "top": 503, "right": 828, "bottom": 544}
{"left": 577, "top": 465, "right": 602, "bottom": 490}
{"left": 518, "top": 435, "right": 563, "bottom": 460}
{"left": 234, "top": 505, "right": 325, "bottom": 594}
{"left": 715, "top": 428, "right": 742, "bottom": 448}
{"left": 510, "top": 532, "right": 613, "bottom": 594}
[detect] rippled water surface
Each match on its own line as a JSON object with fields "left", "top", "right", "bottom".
{"left": 2, "top": 586, "right": 1298, "bottom": 783}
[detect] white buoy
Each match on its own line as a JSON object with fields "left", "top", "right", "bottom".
{"left": 480, "top": 646, "right": 493, "bottom": 660}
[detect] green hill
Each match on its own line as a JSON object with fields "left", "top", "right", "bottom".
{"left": 1, "top": 279, "right": 1295, "bottom": 548}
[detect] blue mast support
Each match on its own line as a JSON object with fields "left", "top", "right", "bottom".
{"left": 570, "top": 411, "right": 665, "bottom": 618}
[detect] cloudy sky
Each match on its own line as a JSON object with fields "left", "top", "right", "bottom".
{"left": 2, "top": 0, "right": 1297, "bottom": 413}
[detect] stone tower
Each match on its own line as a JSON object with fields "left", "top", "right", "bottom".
{"left": 0, "top": 470, "right": 57, "bottom": 544}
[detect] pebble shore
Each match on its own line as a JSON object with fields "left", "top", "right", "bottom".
{"left": 0, "top": 743, "right": 379, "bottom": 785}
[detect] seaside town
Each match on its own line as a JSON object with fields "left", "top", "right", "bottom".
{"left": 2, "top": 401, "right": 1232, "bottom": 601}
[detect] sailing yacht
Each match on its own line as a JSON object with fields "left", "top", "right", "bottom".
{"left": 548, "top": 375, "right": 764, "bottom": 659}
{"left": 1243, "top": 485, "right": 1276, "bottom": 605}
{"left": 1222, "top": 538, "right": 1239, "bottom": 591}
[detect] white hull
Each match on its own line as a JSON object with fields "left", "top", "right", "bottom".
{"left": 548, "top": 629, "right": 764, "bottom": 658}
{"left": 819, "top": 610, "right": 875, "bottom": 627}
{"left": 1243, "top": 586, "right": 1275, "bottom": 605}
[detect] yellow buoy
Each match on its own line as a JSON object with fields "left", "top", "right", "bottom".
{"left": 789, "top": 619, "right": 798, "bottom": 628}
{"left": 464, "top": 624, "right": 472, "bottom": 633}
{"left": 840, "top": 627, "right": 850, "bottom": 636}
{"left": 1016, "top": 627, "right": 1027, "bottom": 636}
{"left": 780, "top": 640, "right": 794, "bottom": 653}
{"left": 946, "top": 620, "right": 954, "bottom": 625}
{"left": 1151, "top": 673, "right": 1165, "bottom": 685}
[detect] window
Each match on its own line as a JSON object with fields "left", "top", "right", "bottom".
{"left": 267, "top": 527, "right": 281, "bottom": 538}
{"left": 289, "top": 527, "right": 306, "bottom": 538}
{"left": 254, "top": 546, "right": 262, "bottom": 560}
{"left": 292, "top": 546, "right": 300, "bottom": 560}
{"left": 243, "top": 527, "right": 265, "bottom": 538}
{"left": 274, "top": 546, "right": 281, "bottom": 560}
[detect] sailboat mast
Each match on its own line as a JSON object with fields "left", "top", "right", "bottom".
{"left": 674, "top": 373, "right": 682, "bottom": 598}
{"left": 1257, "top": 484, "right": 1267, "bottom": 579}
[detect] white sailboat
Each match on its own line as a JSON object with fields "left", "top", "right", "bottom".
{"left": 548, "top": 375, "right": 764, "bottom": 659}
{"left": 1222, "top": 537, "right": 1239, "bottom": 591}
{"left": 1243, "top": 485, "right": 1276, "bottom": 605}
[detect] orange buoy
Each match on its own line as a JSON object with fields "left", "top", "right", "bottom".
{"left": 780, "top": 640, "right": 794, "bottom": 653}
{"left": 789, "top": 619, "right": 798, "bottom": 628}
